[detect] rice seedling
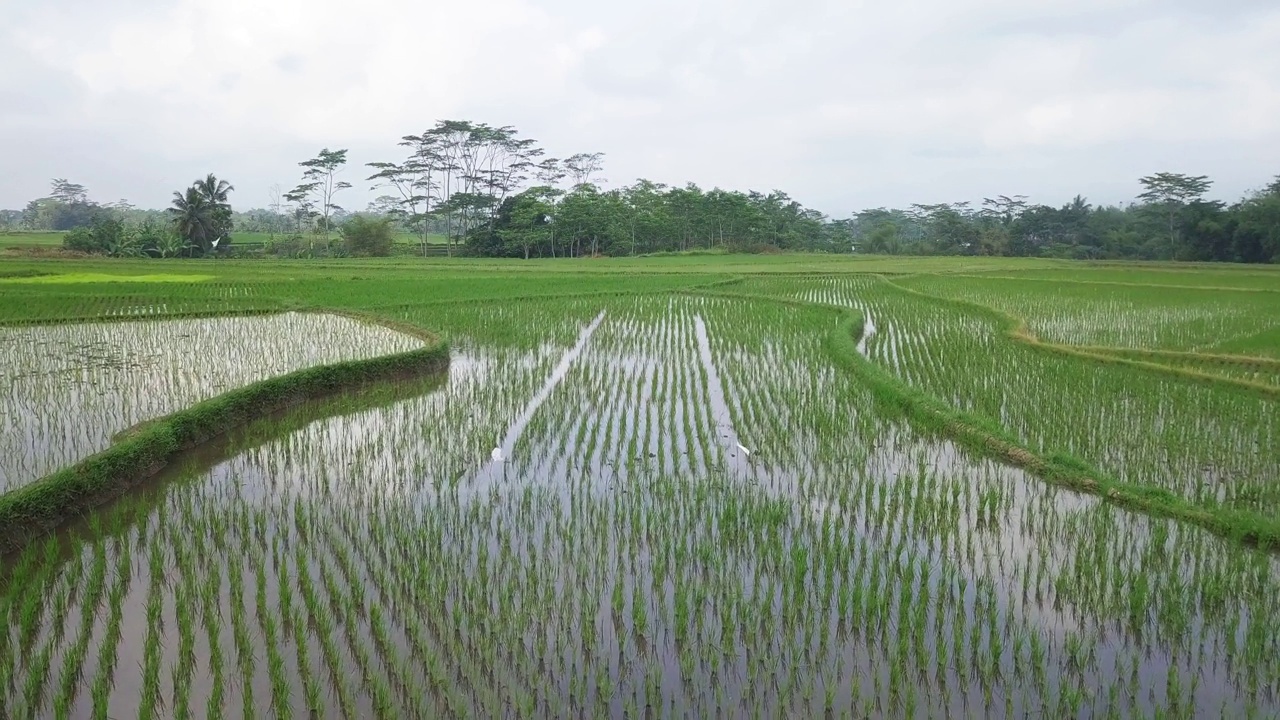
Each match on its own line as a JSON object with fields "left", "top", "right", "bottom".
{"left": 0, "top": 262, "right": 1275, "bottom": 717}
{"left": 0, "top": 312, "right": 424, "bottom": 492}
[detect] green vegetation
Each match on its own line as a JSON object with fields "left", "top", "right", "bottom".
{"left": 339, "top": 215, "right": 395, "bottom": 257}
{"left": 0, "top": 272, "right": 215, "bottom": 284}
{"left": 854, "top": 174, "right": 1280, "bottom": 262}
{"left": 168, "top": 174, "right": 234, "bottom": 255}
{"left": 0, "top": 231, "right": 64, "bottom": 248}
{"left": 0, "top": 312, "right": 425, "bottom": 491}
{"left": 0, "top": 319, "right": 446, "bottom": 554}
{"left": 9, "top": 124, "right": 1276, "bottom": 263}
{"left": 0, "top": 253, "right": 1276, "bottom": 717}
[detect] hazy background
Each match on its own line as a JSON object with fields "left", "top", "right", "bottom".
{"left": 3, "top": 0, "right": 1278, "bottom": 214}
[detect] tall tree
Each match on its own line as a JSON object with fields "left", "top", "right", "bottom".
{"left": 368, "top": 131, "right": 444, "bottom": 255}
{"left": 268, "top": 184, "right": 285, "bottom": 239}
{"left": 29, "top": 178, "right": 101, "bottom": 230}
{"left": 49, "top": 179, "right": 89, "bottom": 205}
{"left": 194, "top": 173, "right": 234, "bottom": 248}
{"left": 1137, "top": 172, "right": 1212, "bottom": 253}
{"left": 564, "top": 153, "right": 605, "bottom": 189}
{"left": 292, "top": 149, "right": 352, "bottom": 241}
{"left": 980, "top": 195, "right": 1028, "bottom": 225}
{"left": 428, "top": 120, "right": 475, "bottom": 255}
{"left": 477, "top": 125, "right": 541, "bottom": 233}
{"left": 282, "top": 186, "right": 315, "bottom": 231}
{"left": 168, "top": 187, "right": 213, "bottom": 254}
{"left": 533, "top": 158, "right": 566, "bottom": 257}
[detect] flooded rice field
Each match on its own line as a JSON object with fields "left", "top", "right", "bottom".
{"left": 1, "top": 294, "right": 1277, "bottom": 718}
{"left": 770, "top": 276, "right": 1280, "bottom": 517}
{"left": 0, "top": 313, "right": 422, "bottom": 492}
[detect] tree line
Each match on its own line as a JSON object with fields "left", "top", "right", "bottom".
{"left": 848, "top": 173, "right": 1280, "bottom": 263}
{"left": 3, "top": 124, "right": 1277, "bottom": 262}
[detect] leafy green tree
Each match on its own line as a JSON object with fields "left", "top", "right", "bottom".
{"left": 496, "top": 189, "right": 554, "bottom": 259}
{"left": 622, "top": 180, "right": 669, "bottom": 255}
{"left": 24, "top": 179, "right": 100, "bottom": 230}
{"left": 977, "top": 224, "right": 1011, "bottom": 256}
{"left": 62, "top": 226, "right": 99, "bottom": 253}
{"left": 864, "top": 224, "right": 901, "bottom": 254}
{"left": 61, "top": 215, "right": 138, "bottom": 256}
{"left": 1231, "top": 178, "right": 1280, "bottom": 262}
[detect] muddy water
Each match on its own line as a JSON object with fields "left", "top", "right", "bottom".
{"left": 2, "top": 296, "right": 1278, "bottom": 718}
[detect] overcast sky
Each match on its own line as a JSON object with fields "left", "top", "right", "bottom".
{"left": 3, "top": 0, "right": 1278, "bottom": 216}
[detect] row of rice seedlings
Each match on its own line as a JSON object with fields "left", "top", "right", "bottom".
{"left": 899, "top": 274, "right": 1280, "bottom": 353}
{"left": 2, "top": 292, "right": 1277, "bottom": 717}
{"left": 0, "top": 312, "right": 425, "bottom": 492}
{"left": 0, "top": 281, "right": 271, "bottom": 325}
{"left": 680, "top": 292, "right": 1280, "bottom": 712}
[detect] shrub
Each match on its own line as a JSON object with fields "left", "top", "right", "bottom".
{"left": 340, "top": 215, "right": 394, "bottom": 257}
{"left": 61, "top": 215, "right": 126, "bottom": 255}
{"left": 62, "top": 227, "right": 100, "bottom": 253}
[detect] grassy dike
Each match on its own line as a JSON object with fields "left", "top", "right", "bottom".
{"left": 0, "top": 373, "right": 452, "bottom": 586}
{"left": 0, "top": 312, "right": 449, "bottom": 556}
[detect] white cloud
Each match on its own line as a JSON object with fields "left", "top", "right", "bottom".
{"left": 1, "top": 0, "right": 1278, "bottom": 214}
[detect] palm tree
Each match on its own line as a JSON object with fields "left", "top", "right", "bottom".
{"left": 169, "top": 174, "right": 234, "bottom": 254}
{"left": 195, "top": 174, "right": 234, "bottom": 205}
{"left": 169, "top": 187, "right": 213, "bottom": 254}
{"left": 196, "top": 174, "right": 234, "bottom": 249}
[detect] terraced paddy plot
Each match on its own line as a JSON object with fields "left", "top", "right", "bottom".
{"left": 740, "top": 275, "right": 1280, "bottom": 517}
{"left": 2, "top": 293, "right": 1279, "bottom": 719}
{"left": 0, "top": 313, "right": 423, "bottom": 492}
{"left": 896, "top": 274, "right": 1280, "bottom": 355}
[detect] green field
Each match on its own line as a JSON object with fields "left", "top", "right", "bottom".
{"left": 0, "top": 230, "right": 449, "bottom": 252}
{"left": 232, "top": 231, "right": 449, "bottom": 246}
{"left": 0, "top": 231, "right": 65, "bottom": 248}
{"left": 0, "top": 254, "right": 1277, "bottom": 718}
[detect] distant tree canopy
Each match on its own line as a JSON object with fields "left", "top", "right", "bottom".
{"left": 848, "top": 174, "right": 1280, "bottom": 263}
{"left": 6, "top": 140, "right": 1278, "bottom": 264}
{"left": 20, "top": 178, "right": 105, "bottom": 231}
{"left": 469, "top": 182, "right": 837, "bottom": 257}
{"left": 51, "top": 174, "right": 231, "bottom": 257}
{"left": 63, "top": 215, "right": 186, "bottom": 258}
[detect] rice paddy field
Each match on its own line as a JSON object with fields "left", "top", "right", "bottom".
{"left": 0, "top": 255, "right": 1277, "bottom": 719}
